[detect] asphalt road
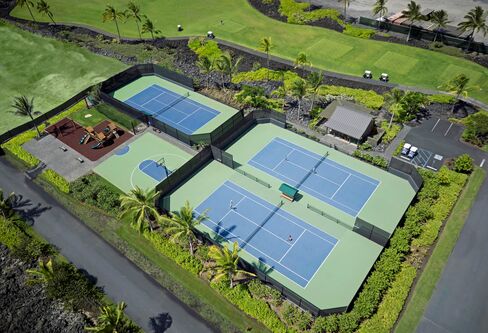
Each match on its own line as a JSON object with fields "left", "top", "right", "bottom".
{"left": 0, "top": 158, "right": 215, "bottom": 333}
{"left": 416, "top": 176, "right": 488, "bottom": 333}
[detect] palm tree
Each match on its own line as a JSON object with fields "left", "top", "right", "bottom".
{"left": 294, "top": 52, "right": 311, "bottom": 71}
{"left": 86, "top": 302, "right": 139, "bottom": 332}
{"left": 306, "top": 71, "right": 323, "bottom": 113}
{"left": 36, "top": 0, "right": 55, "bottom": 24}
{"left": 208, "top": 241, "right": 255, "bottom": 288}
{"left": 458, "top": 7, "right": 488, "bottom": 52}
{"left": 18, "top": 0, "right": 36, "bottom": 22}
{"left": 119, "top": 187, "right": 159, "bottom": 233}
{"left": 217, "top": 52, "right": 242, "bottom": 84}
{"left": 102, "top": 5, "right": 124, "bottom": 41}
{"left": 383, "top": 88, "right": 405, "bottom": 128}
{"left": 272, "top": 85, "right": 288, "bottom": 112}
{"left": 291, "top": 78, "right": 307, "bottom": 115}
{"left": 11, "top": 96, "right": 41, "bottom": 138}
{"left": 402, "top": 1, "right": 424, "bottom": 42}
{"left": 372, "top": 0, "right": 388, "bottom": 29}
{"left": 159, "top": 201, "right": 207, "bottom": 256}
{"left": 259, "top": 37, "right": 273, "bottom": 80}
{"left": 440, "top": 74, "right": 471, "bottom": 112}
{"left": 197, "top": 56, "right": 214, "bottom": 88}
{"left": 26, "top": 258, "right": 55, "bottom": 285}
{"left": 141, "top": 16, "right": 161, "bottom": 40}
{"left": 338, "top": 0, "right": 350, "bottom": 19}
{"left": 0, "top": 189, "right": 15, "bottom": 220}
{"left": 125, "top": 1, "right": 142, "bottom": 40}
{"left": 430, "top": 10, "right": 450, "bottom": 42}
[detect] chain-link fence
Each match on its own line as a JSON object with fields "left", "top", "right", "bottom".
{"left": 388, "top": 156, "right": 423, "bottom": 192}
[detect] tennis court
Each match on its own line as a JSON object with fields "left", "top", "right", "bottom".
{"left": 195, "top": 181, "right": 338, "bottom": 287}
{"left": 249, "top": 138, "right": 379, "bottom": 216}
{"left": 124, "top": 84, "right": 220, "bottom": 134}
{"left": 94, "top": 132, "right": 193, "bottom": 193}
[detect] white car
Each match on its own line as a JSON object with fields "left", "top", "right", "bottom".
{"left": 408, "top": 146, "right": 418, "bottom": 159}
{"left": 401, "top": 143, "right": 411, "bottom": 156}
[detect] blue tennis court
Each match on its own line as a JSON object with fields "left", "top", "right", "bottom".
{"left": 194, "top": 181, "right": 338, "bottom": 287}
{"left": 139, "top": 159, "right": 171, "bottom": 182}
{"left": 124, "top": 84, "right": 220, "bottom": 134}
{"left": 249, "top": 138, "right": 379, "bottom": 216}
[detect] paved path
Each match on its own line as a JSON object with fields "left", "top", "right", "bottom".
{"left": 416, "top": 176, "right": 488, "bottom": 333}
{"left": 0, "top": 158, "right": 214, "bottom": 333}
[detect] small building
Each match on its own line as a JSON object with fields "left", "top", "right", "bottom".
{"left": 321, "top": 100, "right": 375, "bottom": 145}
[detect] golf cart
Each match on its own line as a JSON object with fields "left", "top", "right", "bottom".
{"left": 363, "top": 70, "right": 373, "bottom": 79}
{"left": 407, "top": 146, "right": 418, "bottom": 159}
{"left": 401, "top": 143, "right": 411, "bottom": 156}
{"left": 379, "top": 73, "right": 389, "bottom": 82}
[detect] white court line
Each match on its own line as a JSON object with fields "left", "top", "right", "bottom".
{"left": 431, "top": 118, "right": 440, "bottom": 132}
{"left": 279, "top": 229, "right": 306, "bottom": 263}
{"left": 444, "top": 123, "right": 454, "bottom": 136}
{"left": 330, "top": 174, "right": 351, "bottom": 201}
{"left": 286, "top": 159, "right": 343, "bottom": 186}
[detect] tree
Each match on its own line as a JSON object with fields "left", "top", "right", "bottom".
{"left": 430, "top": 10, "right": 450, "bottom": 42}
{"left": 383, "top": 88, "right": 405, "bottom": 128}
{"left": 208, "top": 241, "right": 255, "bottom": 288}
{"left": 402, "top": 1, "right": 424, "bottom": 42}
{"left": 440, "top": 74, "right": 471, "bottom": 112}
{"left": 259, "top": 37, "right": 273, "bottom": 80}
{"left": 119, "top": 187, "right": 159, "bottom": 233}
{"left": 36, "top": 0, "right": 55, "bottom": 24}
{"left": 306, "top": 71, "right": 323, "bottom": 113}
{"left": 236, "top": 85, "right": 273, "bottom": 109}
{"left": 453, "top": 154, "right": 474, "bottom": 174}
{"left": 272, "top": 85, "right": 288, "bottom": 112}
{"left": 463, "top": 111, "right": 488, "bottom": 146}
{"left": 86, "top": 301, "right": 141, "bottom": 333}
{"left": 372, "top": 0, "right": 388, "bottom": 29}
{"left": 338, "top": 0, "right": 350, "bottom": 19}
{"left": 102, "top": 5, "right": 125, "bottom": 41}
{"left": 0, "top": 189, "right": 15, "bottom": 220}
{"left": 11, "top": 96, "right": 41, "bottom": 138}
{"left": 217, "top": 52, "right": 242, "bottom": 84}
{"left": 159, "top": 201, "right": 207, "bottom": 256}
{"left": 18, "top": 0, "right": 36, "bottom": 22}
{"left": 26, "top": 258, "right": 55, "bottom": 285}
{"left": 290, "top": 78, "right": 307, "bottom": 115}
{"left": 458, "top": 7, "right": 488, "bottom": 51}
{"left": 294, "top": 52, "right": 311, "bottom": 71}
{"left": 398, "top": 91, "right": 427, "bottom": 122}
{"left": 141, "top": 16, "right": 161, "bottom": 40}
{"left": 125, "top": 1, "right": 142, "bottom": 40}
{"left": 196, "top": 56, "right": 214, "bottom": 88}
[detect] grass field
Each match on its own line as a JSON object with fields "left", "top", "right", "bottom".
{"left": 69, "top": 103, "right": 136, "bottom": 130}
{"left": 11, "top": 0, "right": 488, "bottom": 104}
{"left": 0, "top": 21, "right": 126, "bottom": 134}
{"left": 395, "top": 168, "right": 486, "bottom": 333}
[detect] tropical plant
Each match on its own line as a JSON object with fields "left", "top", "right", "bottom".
{"left": 402, "top": 1, "right": 424, "bottom": 42}
{"left": 86, "top": 301, "right": 141, "bottom": 333}
{"left": 440, "top": 74, "right": 471, "bottom": 112}
{"left": 196, "top": 56, "right": 214, "bottom": 88}
{"left": 290, "top": 78, "right": 307, "bottom": 114}
{"left": 11, "top": 96, "right": 41, "bottom": 138}
{"left": 272, "top": 85, "right": 288, "bottom": 112}
{"left": 217, "top": 52, "right": 243, "bottom": 84}
{"left": 36, "top": 0, "right": 55, "bottom": 24}
{"left": 102, "top": 5, "right": 125, "bottom": 41}
{"left": 383, "top": 88, "right": 405, "bottom": 128}
{"left": 306, "top": 71, "right": 324, "bottom": 113}
{"left": 372, "top": 0, "right": 388, "bottom": 29}
{"left": 119, "top": 187, "right": 159, "bottom": 233}
{"left": 398, "top": 91, "right": 427, "bottom": 122}
{"left": 125, "top": 1, "right": 142, "bottom": 40}
{"left": 458, "top": 6, "right": 488, "bottom": 51}
{"left": 208, "top": 241, "right": 255, "bottom": 288}
{"left": 26, "top": 258, "right": 55, "bottom": 285}
{"left": 430, "top": 10, "right": 450, "bottom": 42}
{"left": 294, "top": 52, "right": 311, "bottom": 71}
{"left": 18, "top": 0, "right": 36, "bottom": 22}
{"left": 453, "top": 154, "right": 474, "bottom": 174}
{"left": 159, "top": 201, "right": 207, "bottom": 256}
{"left": 0, "top": 189, "right": 15, "bottom": 220}
{"left": 338, "top": 0, "right": 350, "bottom": 18}
{"left": 141, "top": 16, "right": 161, "bottom": 40}
{"left": 259, "top": 37, "right": 273, "bottom": 80}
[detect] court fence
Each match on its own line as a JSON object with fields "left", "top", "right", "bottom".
{"left": 388, "top": 156, "right": 423, "bottom": 193}
{"left": 306, "top": 203, "right": 354, "bottom": 231}
{"left": 354, "top": 217, "right": 390, "bottom": 246}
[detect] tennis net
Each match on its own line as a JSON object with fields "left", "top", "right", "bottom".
{"left": 243, "top": 200, "right": 284, "bottom": 245}
{"left": 235, "top": 168, "right": 271, "bottom": 188}
{"left": 153, "top": 91, "right": 190, "bottom": 117}
{"left": 306, "top": 203, "right": 353, "bottom": 231}
{"left": 296, "top": 153, "right": 328, "bottom": 188}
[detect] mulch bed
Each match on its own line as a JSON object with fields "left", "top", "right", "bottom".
{"left": 45, "top": 118, "right": 133, "bottom": 161}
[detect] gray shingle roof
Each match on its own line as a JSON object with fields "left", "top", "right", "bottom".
{"left": 323, "top": 101, "right": 374, "bottom": 140}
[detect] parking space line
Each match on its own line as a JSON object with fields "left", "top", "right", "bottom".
{"left": 431, "top": 118, "right": 440, "bottom": 132}
{"left": 444, "top": 123, "right": 454, "bottom": 136}
{"left": 481, "top": 159, "right": 485, "bottom": 168}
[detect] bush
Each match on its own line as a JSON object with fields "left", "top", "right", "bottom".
{"left": 453, "top": 154, "right": 474, "bottom": 174}
{"left": 353, "top": 150, "right": 388, "bottom": 169}
{"left": 380, "top": 121, "right": 401, "bottom": 144}
{"left": 318, "top": 85, "right": 384, "bottom": 110}
{"left": 40, "top": 169, "right": 70, "bottom": 193}
{"left": 343, "top": 25, "right": 375, "bottom": 39}
{"left": 279, "top": 0, "right": 344, "bottom": 25}
{"left": 393, "top": 139, "right": 405, "bottom": 156}
{"left": 247, "top": 279, "right": 282, "bottom": 306}
{"left": 281, "top": 302, "right": 313, "bottom": 331}
{"left": 188, "top": 37, "right": 223, "bottom": 62}
{"left": 427, "top": 94, "right": 455, "bottom": 104}
{"left": 235, "top": 85, "right": 276, "bottom": 109}
{"left": 462, "top": 111, "right": 488, "bottom": 147}
{"left": 70, "top": 174, "right": 122, "bottom": 212}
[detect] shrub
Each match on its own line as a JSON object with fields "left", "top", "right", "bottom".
{"left": 343, "top": 25, "right": 375, "bottom": 39}
{"left": 235, "top": 85, "right": 275, "bottom": 109}
{"left": 188, "top": 37, "right": 223, "bottom": 62}
{"left": 279, "top": 0, "right": 344, "bottom": 25}
{"left": 380, "top": 121, "right": 401, "bottom": 144}
{"left": 40, "top": 169, "right": 70, "bottom": 193}
{"left": 427, "top": 94, "right": 455, "bottom": 104}
{"left": 247, "top": 279, "right": 282, "bottom": 306}
{"left": 359, "top": 142, "right": 373, "bottom": 151}
{"left": 70, "top": 174, "right": 122, "bottom": 212}
{"left": 393, "top": 139, "right": 405, "bottom": 156}
{"left": 353, "top": 150, "right": 388, "bottom": 169}
{"left": 453, "top": 154, "right": 474, "bottom": 174}
{"left": 318, "top": 85, "right": 384, "bottom": 110}
{"left": 462, "top": 111, "right": 488, "bottom": 147}
{"left": 281, "top": 302, "right": 313, "bottom": 331}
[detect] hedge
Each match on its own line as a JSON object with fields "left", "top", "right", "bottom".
{"left": 39, "top": 169, "right": 70, "bottom": 193}
{"left": 279, "top": 0, "right": 343, "bottom": 26}
{"left": 188, "top": 37, "right": 223, "bottom": 62}
{"left": 343, "top": 25, "right": 375, "bottom": 39}
{"left": 352, "top": 150, "right": 388, "bottom": 169}
{"left": 380, "top": 121, "right": 401, "bottom": 144}
{"left": 232, "top": 68, "right": 300, "bottom": 88}
{"left": 1, "top": 100, "right": 86, "bottom": 168}
{"left": 357, "top": 263, "right": 417, "bottom": 333}
{"left": 426, "top": 94, "right": 455, "bottom": 104}
{"left": 318, "top": 85, "right": 384, "bottom": 110}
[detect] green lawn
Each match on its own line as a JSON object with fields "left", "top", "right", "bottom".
{"left": 69, "top": 103, "right": 137, "bottom": 130}
{"left": 0, "top": 21, "right": 126, "bottom": 134}
{"left": 395, "top": 168, "right": 486, "bottom": 333}
{"left": 11, "top": 0, "right": 488, "bottom": 104}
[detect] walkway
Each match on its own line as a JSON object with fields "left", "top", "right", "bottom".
{"left": 0, "top": 158, "right": 214, "bottom": 333}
